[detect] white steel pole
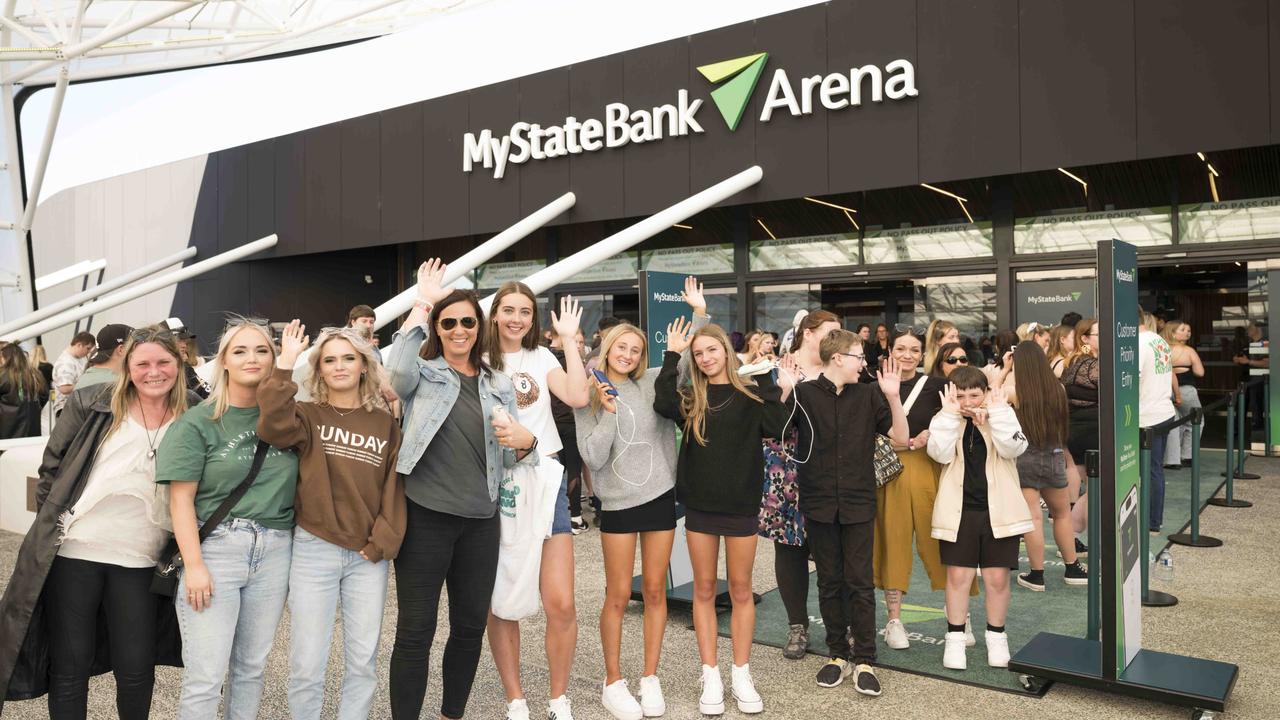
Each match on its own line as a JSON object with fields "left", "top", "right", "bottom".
{"left": 482, "top": 166, "right": 763, "bottom": 310}
{"left": 373, "top": 191, "right": 575, "bottom": 330}
{"left": 33, "top": 257, "right": 106, "bottom": 291}
{"left": 0, "top": 246, "right": 196, "bottom": 336}
{"left": 17, "top": 63, "right": 68, "bottom": 233}
{"left": 7, "top": 235, "right": 276, "bottom": 342}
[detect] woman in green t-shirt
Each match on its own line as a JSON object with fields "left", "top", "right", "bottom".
{"left": 157, "top": 318, "right": 299, "bottom": 720}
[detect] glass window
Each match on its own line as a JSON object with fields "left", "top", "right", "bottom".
{"left": 566, "top": 252, "right": 640, "bottom": 283}
{"left": 749, "top": 233, "right": 858, "bottom": 271}
{"left": 1179, "top": 196, "right": 1280, "bottom": 244}
{"left": 640, "top": 244, "right": 734, "bottom": 275}
{"left": 1015, "top": 208, "right": 1173, "bottom": 253}
{"left": 476, "top": 259, "right": 546, "bottom": 291}
{"left": 864, "top": 223, "right": 993, "bottom": 264}
{"left": 701, "top": 287, "right": 739, "bottom": 331}
{"left": 752, "top": 283, "right": 820, "bottom": 341}
{"left": 912, "top": 274, "right": 997, "bottom": 338}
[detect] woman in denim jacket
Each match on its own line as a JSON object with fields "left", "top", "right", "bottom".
{"left": 385, "top": 259, "right": 539, "bottom": 720}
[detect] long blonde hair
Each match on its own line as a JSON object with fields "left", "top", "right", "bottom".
{"left": 108, "top": 326, "right": 189, "bottom": 436}
{"left": 305, "top": 327, "right": 386, "bottom": 411}
{"left": 206, "top": 317, "right": 276, "bottom": 421}
{"left": 923, "top": 319, "right": 957, "bottom": 377}
{"left": 680, "top": 324, "right": 760, "bottom": 446}
{"left": 591, "top": 323, "right": 647, "bottom": 416}
{"left": 1161, "top": 319, "right": 1189, "bottom": 347}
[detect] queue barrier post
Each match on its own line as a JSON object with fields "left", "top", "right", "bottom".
{"left": 1139, "top": 427, "right": 1178, "bottom": 607}
{"left": 1169, "top": 408, "right": 1223, "bottom": 548}
{"left": 1085, "top": 449, "right": 1101, "bottom": 642}
{"left": 1234, "top": 380, "right": 1261, "bottom": 480}
{"left": 1210, "top": 386, "right": 1253, "bottom": 508}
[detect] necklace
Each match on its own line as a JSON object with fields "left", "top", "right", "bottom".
{"left": 137, "top": 401, "right": 170, "bottom": 460}
{"left": 326, "top": 404, "right": 359, "bottom": 417}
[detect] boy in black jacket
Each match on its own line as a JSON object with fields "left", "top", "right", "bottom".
{"left": 776, "top": 330, "right": 910, "bottom": 696}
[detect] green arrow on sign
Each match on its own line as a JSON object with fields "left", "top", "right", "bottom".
{"left": 1072, "top": 291, "right": 1082, "bottom": 301}
{"left": 1124, "top": 405, "right": 1132, "bottom": 427}
{"left": 696, "top": 52, "right": 769, "bottom": 132}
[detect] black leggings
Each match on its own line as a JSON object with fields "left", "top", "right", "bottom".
{"left": 390, "top": 501, "right": 500, "bottom": 720}
{"left": 774, "top": 541, "right": 811, "bottom": 627}
{"left": 557, "top": 424, "right": 583, "bottom": 517}
{"left": 44, "top": 556, "right": 156, "bottom": 720}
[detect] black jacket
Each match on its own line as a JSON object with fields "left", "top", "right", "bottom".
{"left": 0, "top": 379, "right": 48, "bottom": 440}
{"left": 0, "top": 385, "right": 189, "bottom": 706}
{"left": 787, "top": 375, "right": 891, "bottom": 524}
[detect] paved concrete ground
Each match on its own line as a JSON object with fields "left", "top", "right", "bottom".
{"left": 2, "top": 460, "right": 1277, "bottom": 719}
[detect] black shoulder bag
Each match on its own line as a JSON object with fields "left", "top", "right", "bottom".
{"left": 151, "top": 440, "right": 270, "bottom": 596}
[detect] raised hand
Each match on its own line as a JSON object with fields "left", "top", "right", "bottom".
{"left": 666, "top": 316, "right": 692, "bottom": 354}
{"left": 939, "top": 383, "right": 960, "bottom": 414}
{"left": 880, "top": 355, "right": 901, "bottom": 380}
{"left": 877, "top": 359, "right": 902, "bottom": 398}
{"left": 277, "top": 319, "right": 310, "bottom": 368}
{"left": 416, "top": 258, "right": 450, "bottom": 305}
{"left": 988, "top": 385, "right": 1009, "bottom": 408}
{"left": 776, "top": 353, "right": 798, "bottom": 393}
{"left": 682, "top": 276, "right": 707, "bottom": 315}
{"left": 550, "top": 295, "right": 583, "bottom": 340}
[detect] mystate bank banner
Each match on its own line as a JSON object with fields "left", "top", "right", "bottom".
{"left": 1016, "top": 278, "right": 1096, "bottom": 327}
{"left": 639, "top": 270, "right": 693, "bottom": 369}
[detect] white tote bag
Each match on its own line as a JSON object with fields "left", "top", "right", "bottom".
{"left": 490, "top": 456, "right": 563, "bottom": 621}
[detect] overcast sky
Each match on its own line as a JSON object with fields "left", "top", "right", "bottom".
{"left": 20, "top": 0, "right": 822, "bottom": 203}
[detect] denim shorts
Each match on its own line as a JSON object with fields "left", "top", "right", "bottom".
{"left": 551, "top": 470, "right": 571, "bottom": 536}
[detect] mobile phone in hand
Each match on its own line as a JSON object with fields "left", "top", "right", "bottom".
{"left": 591, "top": 368, "right": 619, "bottom": 397}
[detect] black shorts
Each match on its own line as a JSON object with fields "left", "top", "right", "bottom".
{"left": 684, "top": 507, "right": 758, "bottom": 537}
{"left": 600, "top": 490, "right": 677, "bottom": 534}
{"left": 939, "top": 508, "right": 1020, "bottom": 569}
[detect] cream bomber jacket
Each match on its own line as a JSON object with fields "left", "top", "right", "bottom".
{"left": 926, "top": 402, "right": 1034, "bottom": 542}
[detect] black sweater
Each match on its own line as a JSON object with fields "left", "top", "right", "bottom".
{"left": 653, "top": 351, "right": 789, "bottom": 516}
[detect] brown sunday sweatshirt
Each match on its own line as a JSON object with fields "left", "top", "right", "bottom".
{"left": 257, "top": 366, "right": 406, "bottom": 562}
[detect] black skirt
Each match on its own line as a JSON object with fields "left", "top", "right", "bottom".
{"left": 600, "top": 490, "right": 677, "bottom": 534}
{"left": 1067, "top": 406, "right": 1099, "bottom": 460}
{"left": 683, "top": 507, "right": 758, "bottom": 537}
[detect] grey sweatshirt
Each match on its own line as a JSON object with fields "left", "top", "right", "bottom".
{"left": 573, "top": 313, "right": 706, "bottom": 512}
{"left": 575, "top": 367, "right": 677, "bottom": 511}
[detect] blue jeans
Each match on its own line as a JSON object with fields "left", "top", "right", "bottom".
{"left": 1149, "top": 429, "right": 1170, "bottom": 529}
{"left": 175, "top": 519, "right": 292, "bottom": 720}
{"left": 1165, "top": 386, "right": 1200, "bottom": 465}
{"left": 288, "top": 526, "right": 389, "bottom": 720}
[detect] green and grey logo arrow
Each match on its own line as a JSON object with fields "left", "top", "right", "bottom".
{"left": 696, "top": 52, "right": 769, "bottom": 131}
{"left": 1072, "top": 291, "right": 1082, "bottom": 301}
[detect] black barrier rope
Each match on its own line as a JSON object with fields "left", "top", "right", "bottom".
{"left": 1138, "top": 428, "right": 1178, "bottom": 607}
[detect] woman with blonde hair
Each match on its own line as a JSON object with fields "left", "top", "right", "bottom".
{"left": 0, "top": 326, "right": 189, "bottom": 718}
{"left": 158, "top": 318, "right": 300, "bottom": 719}
{"left": 1045, "top": 324, "right": 1076, "bottom": 378}
{"left": 1161, "top": 319, "right": 1203, "bottom": 468}
{"left": 257, "top": 321, "right": 403, "bottom": 720}
{"left": 923, "top": 319, "right": 959, "bottom": 380}
{"left": 575, "top": 303, "right": 704, "bottom": 719}
{"left": 0, "top": 343, "right": 49, "bottom": 438}
{"left": 654, "top": 321, "right": 788, "bottom": 716}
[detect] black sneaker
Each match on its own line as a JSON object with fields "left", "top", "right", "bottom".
{"left": 1017, "top": 570, "right": 1045, "bottom": 591}
{"left": 815, "top": 658, "right": 852, "bottom": 688}
{"left": 783, "top": 624, "right": 809, "bottom": 660}
{"left": 570, "top": 517, "right": 588, "bottom": 535}
{"left": 1075, "top": 539, "right": 1088, "bottom": 557}
{"left": 1064, "top": 561, "right": 1088, "bottom": 586}
{"left": 853, "top": 664, "right": 882, "bottom": 697}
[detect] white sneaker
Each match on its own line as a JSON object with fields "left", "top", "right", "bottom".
{"left": 638, "top": 675, "right": 666, "bottom": 717}
{"left": 730, "top": 664, "right": 763, "bottom": 714}
{"left": 548, "top": 695, "right": 574, "bottom": 720}
{"left": 699, "top": 665, "right": 724, "bottom": 716}
{"left": 601, "top": 680, "right": 642, "bottom": 720}
{"left": 964, "top": 613, "right": 976, "bottom": 647}
{"left": 943, "top": 631, "right": 967, "bottom": 670}
{"left": 883, "top": 619, "right": 910, "bottom": 649}
{"left": 507, "top": 698, "right": 531, "bottom": 720}
{"left": 986, "top": 630, "right": 1011, "bottom": 668}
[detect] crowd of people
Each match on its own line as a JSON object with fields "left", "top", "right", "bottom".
{"left": 0, "top": 262, "right": 1223, "bottom": 719}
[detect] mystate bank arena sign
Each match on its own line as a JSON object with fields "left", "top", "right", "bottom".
{"left": 462, "top": 51, "right": 919, "bottom": 179}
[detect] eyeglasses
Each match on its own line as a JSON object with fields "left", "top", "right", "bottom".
{"left": 838, "top": 352, "right": 866, "bottom": 361}
{"left": 439, "top": 316, "right": 478, "bottom": 331}
{"left": 944, "top": 355, "right": 969, "bottom": 365}
{"left": 131, "top": 328, "right": 174, "bottom": 341}
{"left": 893, "top": 324, "right": 925, "bottom": 335}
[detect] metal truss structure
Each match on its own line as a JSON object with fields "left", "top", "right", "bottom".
{"left": 0, "top": 0, "right": 485, "bottom": 326}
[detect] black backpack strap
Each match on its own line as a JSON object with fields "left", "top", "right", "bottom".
{"left": 196, "top": 440, "right": 271, "bottom": 541}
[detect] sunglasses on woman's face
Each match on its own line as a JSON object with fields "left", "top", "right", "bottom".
{"left": 438, "top": 316, "right": 478, "bottom": 331}
{"left": 945, "top": 355, "right": 969, "bottom": 365}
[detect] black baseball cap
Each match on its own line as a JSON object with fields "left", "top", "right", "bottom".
{"left": 89, "top": 323, "right": 133, "bottom": 364}
{"left": 160, "top": 317, "right": 196, "bottom": 340}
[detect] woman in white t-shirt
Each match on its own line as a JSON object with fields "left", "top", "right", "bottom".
{"left": 484, "top": 281, "right": 591, "bottom": 720}
{"left": 0, "top": 326, "right": 189, "bottom": 718}
{"left": 1138, "top": 310, "right": 1177, "bottom": 533}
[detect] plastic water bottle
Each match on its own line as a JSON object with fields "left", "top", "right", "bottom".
{"left": 1155, "top": 550, "right": 1174, "bottom": 583}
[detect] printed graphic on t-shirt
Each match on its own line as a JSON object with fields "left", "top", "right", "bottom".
{"left": 216, "top": 429, "right": 292, "bottom": 462}
{"left": 1148, "top": 336, "right": 1172, "bottom": 374}
{"left": 511, "top": 371, "right": 541, "bottom": 409}
{"left": 316, "top": 424, "right": 389, "bottom": 467}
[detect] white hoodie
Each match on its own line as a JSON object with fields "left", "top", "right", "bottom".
{"left": 927, "top": 401, "right": 1033, "bottom": 542}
